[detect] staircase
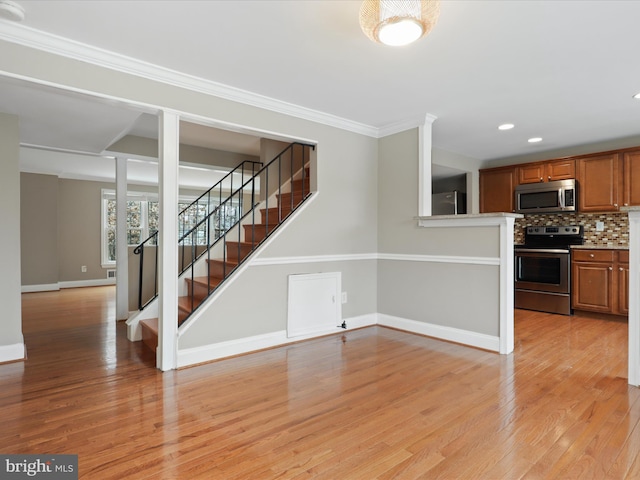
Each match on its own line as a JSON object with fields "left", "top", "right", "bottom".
{"left": 135, "top": 143, "right": 313, "bottom": 354}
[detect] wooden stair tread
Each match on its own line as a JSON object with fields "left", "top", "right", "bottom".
{"left": 140, "top": 317, "right": 158, "bottom": 334}
{"left": 186, "top": 276, "right": 224, "bottom": 287}
{"left": 178, "top": 296, "right": 200, "bottom": 313}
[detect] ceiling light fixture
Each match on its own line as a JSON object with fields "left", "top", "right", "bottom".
{"left": 498, "top": 123, "right": 515, "bottom": 130}
{"left": 528, "top": 137, "right": 543, "bottom": 143}
{"left": 360, "top": 0, "right": 440, "bottom": 47}
{"left": 0, "top": 0, "right": 25, "bottom": 22}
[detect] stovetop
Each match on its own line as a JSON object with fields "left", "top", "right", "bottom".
{"left": 520, "top": 225, "right": 584, "bottom": 249}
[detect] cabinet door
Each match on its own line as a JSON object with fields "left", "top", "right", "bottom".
{"left": 572, "top": 262, "right": 613, "bottom": 313}
{"left": 577, "top": 154, "right": 621, "bottom": 212}
{"left": 618, "top": 264, "right": 629, "bottom": 315}
{"left": 547, "top": 159, "right": 576, "bottom": 181}
{"left": 518, "top": 164, "right": 545, "bottom": 184}
{"left": 617, "top": 250, "right": 629, "bottom": 315}
{"left": 480, "top": 167, "right": 515, "bottom": 213}
{"left": 623, "top": 150, "right": 640, "bottom": 207}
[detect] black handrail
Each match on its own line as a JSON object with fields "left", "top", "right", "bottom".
{"left": 133, "top": 142, "right": 314, "bottom": 314}
{"left": 133, "top": 159, "right": 262, "bottom": 310}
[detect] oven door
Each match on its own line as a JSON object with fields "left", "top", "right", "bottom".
{"left": 514, "top": 248, "right": 570, "bottom": 294}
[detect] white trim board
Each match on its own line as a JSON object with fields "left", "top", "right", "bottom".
{"left": 176, "top": 312, "right": 499, "bottom": 368}
{"left": 252, "top": 253, "right": 377, "bottom": 266}
{"left": 0, "top": 343, "right": 25, "bottom": 363}
{"left": 378, "top": 314, "right": 500, "bottom": 352}
{"left": 22, "top": 279, "right": 116, "bottom": 293}
{"left": 251, "top": 252, "right": 497, "bottom": 267}
{"left": 378, "top": 253, "right": 499, "bottom": 266}
{"left": 177, "top": 313, "right": 378, "bottom": 368}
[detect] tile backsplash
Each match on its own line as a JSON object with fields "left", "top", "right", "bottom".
{"left": 515, "top": 212, "right": 629, "bottom": 247}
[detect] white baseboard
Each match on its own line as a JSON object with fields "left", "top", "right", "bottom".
{"left": 0, "top": 343, "right": 25, "bottom": 363}
{"left": 59, "top": 279, "right": 116, "bottom": 289}
{"left": 377, "top": 313, "right": 500, "bottom": 352}
{"left": 21, "top": 283, "right": 60, "bottom": 293}
{"left": 177, "top": 330, "right": 288, "bottom": 367}
{"left": 177, "top": 313, "right": 378, "bottom": 368}
{"left": 22, "top": 279, "right": 116, "bottom": 293}
{"left": 339, "top": 313, "right": 378, "bottom": 330}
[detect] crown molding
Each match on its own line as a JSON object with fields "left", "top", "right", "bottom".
{"left": 0, "top": 22, "right": 381, "bottom": 137}
{"left": 378, "top": 113, "right": 438, "bottom": 138}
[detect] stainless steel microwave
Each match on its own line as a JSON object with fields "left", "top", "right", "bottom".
{"left": 515, "top": 179, "right": 577, "bottom": 214}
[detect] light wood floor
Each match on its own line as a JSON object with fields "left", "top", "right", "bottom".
{"left": 3, "top": 287, "right": 639, "bottom": 479}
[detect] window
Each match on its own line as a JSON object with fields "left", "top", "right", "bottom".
{"left": 102, "top": 190, "right": 241, "bottom": 265}
{"left": 102, "top": 191, "right": 157, "bottom": 266}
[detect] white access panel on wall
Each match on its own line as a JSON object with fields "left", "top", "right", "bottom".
{"left": 287, "top": 272, "right": 342, "bottom": 338}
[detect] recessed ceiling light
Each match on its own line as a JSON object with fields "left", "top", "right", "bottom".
{"left": 498, "top": 123, "right": 515, "bottom": 130}
{"left": 634, "top": 92, "right": 640, "bottom": 99}
{"left": 528, "top": 137, "right": 543, "bottom": 143}
{"left": 0, "top": 1, "right": 25, "bottom": 22}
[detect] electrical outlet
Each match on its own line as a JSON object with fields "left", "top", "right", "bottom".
{"left": 81, "top": 265, "right": 87, "bottom": 273}
{"left": 596, "top": 221, "right": 605, "bottom": 232}
{"left": 341, "top": 292, "right": 348, "bottom": 304}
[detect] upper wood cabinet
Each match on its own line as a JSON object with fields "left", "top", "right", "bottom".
{"left": 482, "top": 145, "right": 639, "bottom": 214}
{"left": 623, "top": 149, "right": 640, "bottom": 207}
{"left": 517, "top": 159, "right": 576, "bottom": 184}
{"left": 577, "top": 153, "right": 621, "bottom": 212}
{"left": 479, "top": 166, "right": 516, "bottom": 213}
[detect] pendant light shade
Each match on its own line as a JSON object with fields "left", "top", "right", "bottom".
{"left": 360, "top": 0, "right": 440, "bottom": 46}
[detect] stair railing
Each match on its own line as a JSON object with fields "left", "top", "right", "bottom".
{"left": 179, "top": 142, "right": 314, "bottom": 322}
{"left": 133, "top": 160, "right": 262, "bottom": 310}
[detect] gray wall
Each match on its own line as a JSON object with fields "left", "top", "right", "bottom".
{"left": 378, "top": 128, "right": 500, "bottom": 336}
{"left": 58, "top": 178, "right": 115, "bottom": 282}
{"left": 180, "top": 126, "right": 379, "bottom": 349}
{"left": 0, "top": 112, "right": 23, "bottom": 353}
{"left": 21, "top": 173, "right": 59, "bottom": 286}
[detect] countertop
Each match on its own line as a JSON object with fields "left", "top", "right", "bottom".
{"left": 571, "top": 244, "right": 629, "bottom": 250}
{"left": 515, "top": 244, "right": 629, "bottom": 250}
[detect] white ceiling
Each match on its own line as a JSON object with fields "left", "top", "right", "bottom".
{"left": 2, "top": 0, "right": 640, "bottom": 177}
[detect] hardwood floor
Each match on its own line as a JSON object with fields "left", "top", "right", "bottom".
{"left": 3, "top": 287, "right": 640, "bottom": 479}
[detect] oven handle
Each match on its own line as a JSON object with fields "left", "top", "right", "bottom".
{"left": 514, "top": 248, "right": 570, "bottom": 254}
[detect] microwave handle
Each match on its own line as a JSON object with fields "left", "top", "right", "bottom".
{"left": 558, "top": 189, "right": 565, "bottom": 209}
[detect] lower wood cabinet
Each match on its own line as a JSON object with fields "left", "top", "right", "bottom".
{"left": 571, "top": 249, "right": 628, "bottom": 316}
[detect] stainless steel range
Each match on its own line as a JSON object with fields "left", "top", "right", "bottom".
{"left": 514, "top": 225, "right": 584, "bottom": 315}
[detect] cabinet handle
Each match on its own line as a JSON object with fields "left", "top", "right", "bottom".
{"left": 540, "top": 177, "right": 543, "bottom": 182}
{"left": 614, "top": 203, "right": 618, "bottom": 207}
{"left": 548, "top": 176, "right": 551, "bottom": 180}
{"left": 620, "top": 267, "right": 624, "bottom": 271}
{"left": 590, "top": 253, "right": 595, "bottom": 258}
{"left": 625, "top": 203, "right": 629, "bottom": 206}
{"left": 609, "top": 266, "right": 613, "bottom": 271}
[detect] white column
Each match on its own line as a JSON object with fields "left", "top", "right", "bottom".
{"left": 157, "top": 111, "right": 180, "bottom": 371}
{"left": 418, "top": 114, "right": 437, "bottom": 217}
{"left": 628, "top": 210, "right": 640, "bottom": 386}
{"left": 499, "top": 216, "right": 516, "bottom": 355}
{"left": 115, "top": 156, "right": 129, "bottom": 321}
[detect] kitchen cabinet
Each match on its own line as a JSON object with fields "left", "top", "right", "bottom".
{"left": 479, "top": 166, "right": 516, "bottom": 213}
{"left": 577, "top": 153, "right": 621, "bottom": 212}
{"left": 517, "top": 159, "right": 576, "bottom": 184}
{"left": 623, "top": 149, "right": 640, "bottom": 207}
{"left": 571, "top": 249, "right": 628, "bottom": 316}
{"left": 618, "top": 250, "right": 629, "bottom": 315}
